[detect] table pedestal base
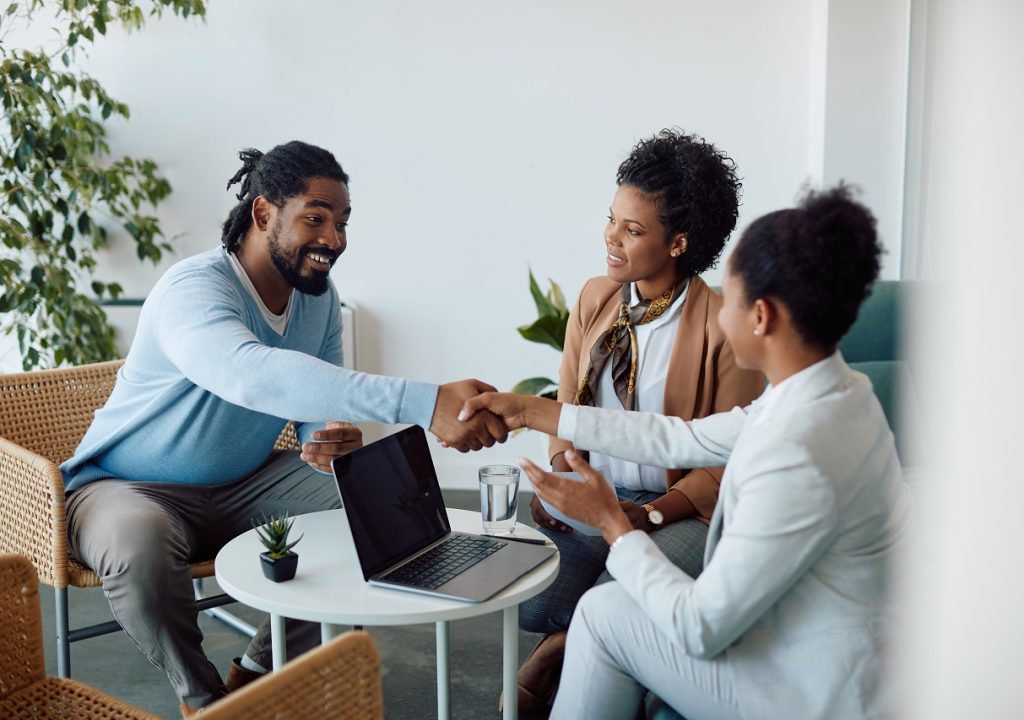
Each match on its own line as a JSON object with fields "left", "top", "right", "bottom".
{"left": 268, "top": 609, "right": 521, "bottom": 720}
{"left": 503, "top": 605, "right": 519, "bottom": 719}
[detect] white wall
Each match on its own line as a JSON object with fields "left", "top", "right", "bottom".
{"left": 823, "top": 0, "right": 910, "bottom": 278}
{"left": 893, "top": 0, "right": 1024, "bottom": 716}
{"left": 6, "top": 0, "right": 914, "bottom": 485}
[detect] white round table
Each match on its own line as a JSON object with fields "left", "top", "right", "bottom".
{"left": 216, "top": 508, "right": 559, "bottom": 720}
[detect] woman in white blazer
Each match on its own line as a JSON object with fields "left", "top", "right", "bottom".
{"left": 461, "top": 185, "right": 912, "bottom": 720}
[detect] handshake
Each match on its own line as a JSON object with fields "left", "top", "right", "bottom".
{"left": 428, "top": 379, "right": 561, "bottom": 453}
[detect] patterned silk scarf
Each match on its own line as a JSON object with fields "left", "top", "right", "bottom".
{"left": 575, "top": 280, "right": 688, "bottom": 411}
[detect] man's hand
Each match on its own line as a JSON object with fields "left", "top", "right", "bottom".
{"left": 430, "top": 380, "right": 509, "bottom": 452}
{"left": 520, "top": 450, "right": 632, "bottom": 546}
{"left": 300, "top": 421, "right": 363, "bottom": 473}
{"left": 457, "top": 392, "right": 563, "bottom": 436}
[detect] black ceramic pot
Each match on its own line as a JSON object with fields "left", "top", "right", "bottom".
{"left": 260, "top": 551, "right": 298, "bottom": 582}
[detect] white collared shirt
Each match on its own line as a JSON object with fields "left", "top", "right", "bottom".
{"left": 586, "top": 280, "right": 687, "bottom": 493}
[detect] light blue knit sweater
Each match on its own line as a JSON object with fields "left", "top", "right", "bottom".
{"left": 61, "top": 249, "right": 438, "bottom": 492}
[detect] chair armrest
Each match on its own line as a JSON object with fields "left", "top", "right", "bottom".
{"left": 0, "top": 439, "right": 70, "bottom": 588}
{"left": 201, "top": 631, "right": 383, "bottom": 720}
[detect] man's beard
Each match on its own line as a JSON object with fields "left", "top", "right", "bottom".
{"left": 267, "top": 220, "right": 332, "bottom": 296}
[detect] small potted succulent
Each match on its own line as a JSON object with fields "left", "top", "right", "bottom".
{"left": 253, "top": 511, "right": 304, "bottom": 582}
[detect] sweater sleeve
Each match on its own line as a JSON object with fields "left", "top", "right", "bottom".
{"left": 155, "top": 268, "right": 438, "bottom": 427}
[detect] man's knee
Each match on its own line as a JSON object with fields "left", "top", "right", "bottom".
{"left": 85, "top": 509, "right": 190, "bottom": 580}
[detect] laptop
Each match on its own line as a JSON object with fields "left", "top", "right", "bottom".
{"left": 331, "top": 425, "right": 557, "bottom": 603}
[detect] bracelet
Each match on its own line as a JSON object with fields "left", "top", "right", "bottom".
{"left": 609, "top": 532, "right": 630, "bottom": 552}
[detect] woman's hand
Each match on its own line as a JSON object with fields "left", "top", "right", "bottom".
{"left": 520, "top": 450, "right": 633, "bottom": 546}
{"left": 300, "top": 421, "right": 363, "bottom": 473}
{"left": 530, "top": 494, "right": 571, "bottom": 533}
{"left": 459, "top": 392, "right": 563, "bottom": 435}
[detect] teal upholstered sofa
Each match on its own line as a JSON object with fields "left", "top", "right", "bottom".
{"left": 837, "top": 280, "right": 923, "bottom": 467}
{"left": 645, "top": 279, "right": 921, "bottom": 720}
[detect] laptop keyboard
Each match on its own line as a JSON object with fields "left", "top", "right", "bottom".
{"left": 382, "top": 534, "right": 505, "bottom": 590}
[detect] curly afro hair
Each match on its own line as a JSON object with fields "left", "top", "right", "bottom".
{"left": 616, "top": 129, "right": 741, "bottom": 277}
{"left": 730, "top": 183, "right": 882, "bottom": 349}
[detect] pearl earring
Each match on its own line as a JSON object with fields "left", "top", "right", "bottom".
{"left": 671, "top": 251, "right": 679, "bottom": 257}
{"left": 753, "top": 328, "right": 760, "bottom": 336}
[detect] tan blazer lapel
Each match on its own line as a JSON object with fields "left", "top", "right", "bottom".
{"left": 663, "top": 276, "right": 711, "bottom": 423}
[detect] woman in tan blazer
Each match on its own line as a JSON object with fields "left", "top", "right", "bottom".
{"left": 513, "top": 130, "right": 764, "bottom": 712}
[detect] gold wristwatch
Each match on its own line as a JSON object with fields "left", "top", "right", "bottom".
{"left": 643, "top": 503, "right": 664, "bottom": 527}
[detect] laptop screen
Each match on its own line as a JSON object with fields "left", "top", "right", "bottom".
{"left": 332, "top": 425, "right": 451, "bottom": 580}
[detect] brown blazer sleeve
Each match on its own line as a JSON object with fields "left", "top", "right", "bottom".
{"left": 668, "top": 295, "right": 766, "bottom": 523}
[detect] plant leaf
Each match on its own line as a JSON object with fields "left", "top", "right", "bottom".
{"left": 548, "top": 279, "right": 567, "bottom": 312}
{"left": 527, "top": 268, "right": 555, "bottom": 318}
{"left": 517, "top": 314, "right": 566, "bottom": 351}
{"left": 511, "top": 377, "right": 557, "bottom": 396}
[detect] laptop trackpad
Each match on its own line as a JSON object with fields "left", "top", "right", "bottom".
{"left": 440, "top": 542, "right": 556, "bottom": 603}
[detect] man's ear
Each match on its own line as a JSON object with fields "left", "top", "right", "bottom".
{"left": 251, "top": 195, "right": 273, "bottom": 232}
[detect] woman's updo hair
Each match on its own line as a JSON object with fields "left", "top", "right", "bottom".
{"left": 616, "top": 128, "right": 741, "bottom": 277}
{"left": 730, "top": 184, "right": 882, "bottom": 349}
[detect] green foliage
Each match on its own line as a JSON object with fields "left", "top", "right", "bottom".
{"left": 252, "top": 511, "right": 303, "bottom": 560}
{"left": 0, "top": 0, "right": 206, "bottom": 370}
{"left": 513, "top": 268, "right": 570, "bottom": 399}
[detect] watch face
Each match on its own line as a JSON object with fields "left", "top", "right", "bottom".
{"left": 648, "top": 509, "right": 664, "bottom": 525}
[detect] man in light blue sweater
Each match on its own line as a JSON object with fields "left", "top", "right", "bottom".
{"left": 61, "top": 141, "right": 505, "bottom": 715}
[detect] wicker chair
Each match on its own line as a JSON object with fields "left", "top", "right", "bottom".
{"left": 0, "top": 553, "right": 159, "bottom": 719}
{"left": 202, "top": 630, "right": 383, "bottom": 720}
{"left": 0, "top": 360, "right": 300, "bottom": 677}
{"left": 0, "top": 553, "right": 383, "bottom": 720}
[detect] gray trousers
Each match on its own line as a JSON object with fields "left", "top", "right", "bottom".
{"left": 552, "top": 582, "right": 742, "bottom": 720}
{"left": 520, "top": 487, "right": 708, "bottom": 635}
{"left": 66, "top": 452, "right": 340, "bottom": 708}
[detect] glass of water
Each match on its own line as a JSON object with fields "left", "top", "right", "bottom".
{"left": 479, "top": 464, "right": 520, "bottom": 536}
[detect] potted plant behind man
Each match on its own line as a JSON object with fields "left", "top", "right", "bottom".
{"left": 253, "top": 511, "right": 303, "bottom": 582}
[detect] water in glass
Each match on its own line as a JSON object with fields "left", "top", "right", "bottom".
{"left": 479, "top": 465, "right": 520, "bottom": 536}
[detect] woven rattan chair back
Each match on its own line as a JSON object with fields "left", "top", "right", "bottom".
{"left": 0, "top": 361, "right": 123, "bottom": 464}
{"left": 202, "top": 630, "right": 383, "bottom": 720}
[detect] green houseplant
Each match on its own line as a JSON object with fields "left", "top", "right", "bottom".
{"left": 511, "top": 269, "right": 570, "bottom": 400}
{"left": 0, "top": 0, "right": 206, "bottom": 370}
{"left": 253, "top": 511, "right": 303, "bottom": 582}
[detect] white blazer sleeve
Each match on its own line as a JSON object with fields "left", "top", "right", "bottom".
{"left": 606, "top": 438, "right": 839, "bottom": 659}
{"left": 567, "top": 402, "right": 751, "bottom": 469}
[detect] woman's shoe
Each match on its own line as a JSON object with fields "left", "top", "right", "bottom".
{"left": 498, "top": 629, "right": 568, "bottom": 713}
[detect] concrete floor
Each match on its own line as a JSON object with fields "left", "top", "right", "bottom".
{"left": 37, "top": 489, "right": 554, "bottom": 720}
